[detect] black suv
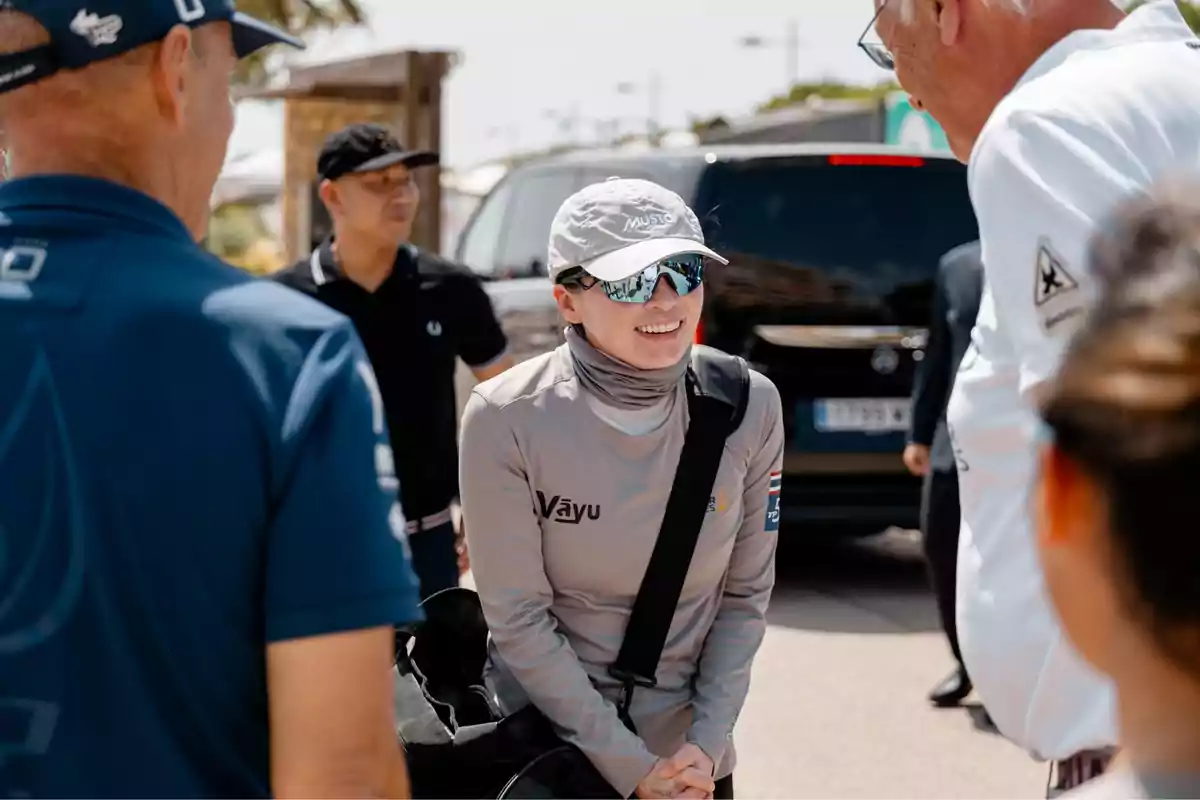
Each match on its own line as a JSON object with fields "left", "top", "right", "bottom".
{"left": 454, "top": 143, "right": 979, "bottom": 535}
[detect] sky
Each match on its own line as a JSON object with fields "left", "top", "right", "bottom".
{"left": 227, "top": 0, "right": 890, "bottom": 170}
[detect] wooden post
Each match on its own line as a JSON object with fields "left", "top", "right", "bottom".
{"left": 402, "top": 51, "right": 449, "bottom": 255}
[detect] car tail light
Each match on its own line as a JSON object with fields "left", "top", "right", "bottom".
{"left": 828, "top": 154, "right": 926, "bottom": 167}
{"left": 694, "top": 317, "right": 705, "bottom": 344}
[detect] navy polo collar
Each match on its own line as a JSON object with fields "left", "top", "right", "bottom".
{"left": 0, "top": 175, "right": 195, "bottom": 243}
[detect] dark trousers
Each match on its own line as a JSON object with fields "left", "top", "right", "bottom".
{"left": 714, "top": 773, "right": 734, "bottom": 800}
{"left": 1047, "top": 749, "right": 1115, "bottom": 798}
{"left": 408, "top": 520, "right": 460, "bottom": 600}
{"left": 920, "top": 467, "right": 964, "bottom": 667}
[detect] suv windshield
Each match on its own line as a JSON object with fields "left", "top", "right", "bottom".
{"left": 696, "top": 156, "right": 979, "bottom": 325}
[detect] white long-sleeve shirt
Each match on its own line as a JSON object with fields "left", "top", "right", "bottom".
{"left": 949, "top": 0, "right": 1200, "bottom": 763}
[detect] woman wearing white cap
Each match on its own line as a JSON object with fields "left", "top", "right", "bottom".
{"left": 460, "top": 178, "right": 784, "bottom": 799}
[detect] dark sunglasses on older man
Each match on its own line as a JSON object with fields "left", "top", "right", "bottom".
{"left": 858, "top": 0, "right": 896, "bottom": 71}
{"left": 556, "top": 253, "right": 706, "bottom": 304}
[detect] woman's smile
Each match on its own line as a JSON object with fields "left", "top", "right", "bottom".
{"left": 635, "top": 320, "right": 683, "bottom": 335}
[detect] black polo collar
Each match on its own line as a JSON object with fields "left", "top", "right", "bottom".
{"left": 309, "top": 237, "right": 420, "bottom": 287}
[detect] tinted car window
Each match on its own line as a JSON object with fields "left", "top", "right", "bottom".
{"left": 457, "top": 180, "right": 514, "bottom": 277}
{"left": 497, "top": 169, "right": 581, "bottom": 278}
{"left": 697, "top": 157, "right": 978, "bottom": 325}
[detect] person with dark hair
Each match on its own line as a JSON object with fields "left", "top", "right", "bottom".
{"left": 1035, "top": 183, "right": 1200, "bottom": 799}
{"left": 904, "top": 240, "right": 983, "bottom": 709}
{"left": 275, "top": 123, "right": 513, "bottom": 599}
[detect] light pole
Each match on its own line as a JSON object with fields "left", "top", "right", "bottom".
{"left": 616, "top": 72, "right": 663, "bottom": 146}
{"left": 542, "top": 106, "right": 581, "bottom": 147}
{"left": 485, "top": 123, "right": 520, "bottom": 156}
{"left": 738, "top": 19, "right": 801, "bottom": 93}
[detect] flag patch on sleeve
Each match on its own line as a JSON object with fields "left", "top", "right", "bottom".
{"left": 765, "top": 471, "right": 782, "bottom": 532}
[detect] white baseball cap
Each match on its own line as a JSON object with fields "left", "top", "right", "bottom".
{"left": 547, "top": 177, "right": 728, "bottom": 283}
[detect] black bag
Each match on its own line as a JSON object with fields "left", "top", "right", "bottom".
{"left": 399, "top": 347, "right": 751, "bottom": 799}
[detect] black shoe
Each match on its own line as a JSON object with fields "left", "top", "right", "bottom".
{"left": 928, "top": 666, "right": 972, "bottom": 708}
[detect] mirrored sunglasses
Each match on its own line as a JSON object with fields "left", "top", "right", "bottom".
{"left": 558, "top": 253, "right": 706, "bottom": 304}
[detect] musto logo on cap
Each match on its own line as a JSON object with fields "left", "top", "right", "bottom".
{"left": 623, "top": 213, "right": 675, "bottom": 233}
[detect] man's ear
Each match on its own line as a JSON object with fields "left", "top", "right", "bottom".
{"left": 553, "top": 284, "right": 583, "bottom": 324}
{"left": 150, "top": 25, "right": 194, "bottom": 125}
{"left": 935, "top": 0, "right": 962, "bottom": 47}
{"left": 317, "top": 179, "right": 339, "bottom": 215}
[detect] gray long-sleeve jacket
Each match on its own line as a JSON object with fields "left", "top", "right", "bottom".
{"left": 459, "top": 344, "right": 784, "bottom": 797}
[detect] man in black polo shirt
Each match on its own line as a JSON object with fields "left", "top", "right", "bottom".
{"left": 275, "top": 123, "right": 512, "bottom": 598}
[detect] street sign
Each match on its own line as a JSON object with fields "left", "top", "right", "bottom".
{"left": 883, "top": 92, "right": 950, "bottom": 153}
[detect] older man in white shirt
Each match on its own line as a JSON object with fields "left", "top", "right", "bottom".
{"left": 861, "top": 0, "right": 1200, "bottom": 794}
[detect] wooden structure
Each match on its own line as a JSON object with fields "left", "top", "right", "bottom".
{"left": 242, "top": 49, "right": 456, "bottom": 262}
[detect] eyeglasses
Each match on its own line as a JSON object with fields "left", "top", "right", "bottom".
{"left": 557, "top": 253, "right": 706, "bottom": 304}
{"left": 858, "top": 0, "right": 896, "bottom": 71}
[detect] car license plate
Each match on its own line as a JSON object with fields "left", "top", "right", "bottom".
{"left": 814, "top": 398, "right": 911, "bottom": 433}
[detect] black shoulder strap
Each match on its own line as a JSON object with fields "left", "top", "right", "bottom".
{"left": 687, "top": 346, "right": 751, "bottom": 431}
{"left": 608, "top": 347, "right": 751, "bottom": 731}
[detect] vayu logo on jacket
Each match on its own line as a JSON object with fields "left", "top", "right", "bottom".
{"left": 536, "top": 490, "right": 600, "bottom": 524}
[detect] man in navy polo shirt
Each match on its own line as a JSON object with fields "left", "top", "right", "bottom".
{"left": 0, "top": 2, "right": 422, "bottom": 797}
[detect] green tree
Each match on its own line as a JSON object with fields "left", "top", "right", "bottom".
{"left": 755, "top": 79, "right": 901, "bottom": 114}
{"left": 234, "top": 0, "right": 367, "bottom": 84}
{"left": 239, "top": 0, "right": 365, "bottom": 28}
{"left": 205, "top": 203, "right": 275, "bottom": 265}
{"left": 1125, "top": 0, "right": 1200, "bottom": 31}
{"left": 689, "top": 115, "right": 730, "bottom": 136}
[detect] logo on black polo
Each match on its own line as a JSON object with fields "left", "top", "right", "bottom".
{"left": 536, "top": 491, "right": 600, "bottom": 524}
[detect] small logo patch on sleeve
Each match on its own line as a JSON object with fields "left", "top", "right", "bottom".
{"left": 765, "top": 471, "right": 782, "bottom": 532}
{"left": 1033, "top": 238, "right": 1084, "bottom": 333}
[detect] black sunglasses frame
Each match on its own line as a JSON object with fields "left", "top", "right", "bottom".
{"left": 857, "top": 0, "right": 896, "bottom": 71}
{"left": 555, "top": 266, "right": 595, "bottom": 290}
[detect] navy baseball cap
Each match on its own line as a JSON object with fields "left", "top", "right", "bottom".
{"left": 0, "top": 0, "right": 304, "bottom": 95}
{"left": 317, "top": 123, "right": 440, "bottom": 181}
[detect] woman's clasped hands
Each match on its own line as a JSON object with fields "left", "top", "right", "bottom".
{"left": 635, "top": 743, "right": 716, "bottom": 799}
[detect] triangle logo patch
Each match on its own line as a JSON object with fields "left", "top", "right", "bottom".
{"left": 1034, "top": 239, "right": 1079, "bottom": 307}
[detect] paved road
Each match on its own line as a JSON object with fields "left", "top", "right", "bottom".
{"left": 733, "top": 528, "right": 1047, "bottom": 798}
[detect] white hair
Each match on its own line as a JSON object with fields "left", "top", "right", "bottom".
{"left": 895, "top": 0, "right": 1033, "bottom": 24}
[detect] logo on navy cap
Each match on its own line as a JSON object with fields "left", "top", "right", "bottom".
{"left": 173, "top": 0, "right": 206, "bottom": 23}
{"left": 69, "top": 9, "right": 123, "bottom": 47}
